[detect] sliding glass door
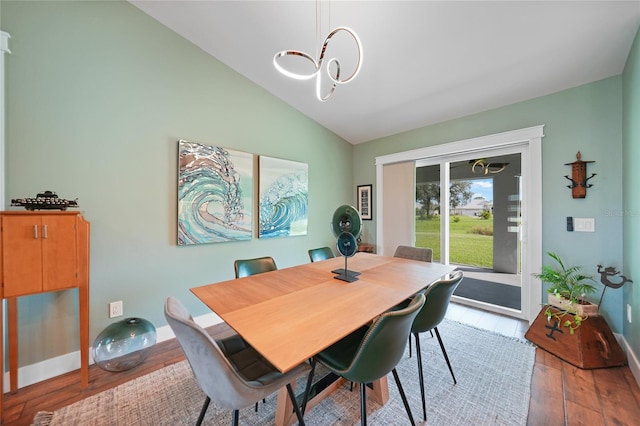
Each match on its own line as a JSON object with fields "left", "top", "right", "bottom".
{"left": 415, "top": 149, "right": 524, "bottom": 316}
{"left": 376, "top": 126, "right": 543, "bottom": 322}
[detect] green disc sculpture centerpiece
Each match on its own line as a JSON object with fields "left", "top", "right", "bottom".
{"left": 330, "top": 205, "right": 363, "bottom": 282}
{"left": 93, "top": 317, "right": 157, "bottom": 372}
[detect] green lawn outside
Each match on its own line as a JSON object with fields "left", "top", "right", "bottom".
{"left": 415, "top": 216, "right": 493, "bottom": 268}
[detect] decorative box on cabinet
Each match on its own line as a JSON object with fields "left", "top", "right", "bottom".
{"left": 0, "top": 211, "right": 90, "bottom": 422}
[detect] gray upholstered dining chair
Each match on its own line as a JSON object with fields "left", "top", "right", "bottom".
{"left": 234, "top": 256, "right": 277, "bottom": 278}
{"left": 410, "top": 271, "right": 464, "bottom": 421}
{"left": 307, "top": 246, "right": 335, "bottom": 262}
{"left": 306, "top": 293, "right": 426, "bottom": 426}
{"left": 164, "top": 296, "right": 310, "bottom": 426}
{"left": 393, "top": 245, "right": 433, "bottom": 263}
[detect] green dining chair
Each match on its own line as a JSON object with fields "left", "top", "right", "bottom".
{"left": 234, "top": 256, "right": 277, "bottom": 278}
{"left": 307, "top": 293, "right": 426, "bottom": 426}
{"left": 164, "top": 296, "right": 310, "bottom": 426}
{"left": 232, "top": 256, "right": 278, "bottom": 412}
{"left": 393, "top": 245, "right": 434, "bottom": 357}
{"left": 411, "top": 271, "right": 464, "bottom": 421}
{"left": 307, "top": 247, "right": 335, "bottom": 262}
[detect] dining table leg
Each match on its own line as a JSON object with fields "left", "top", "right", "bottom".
{"left": 273, "top": 376, "right": 389, "bottom": 425}
{"left": 368, "top": 376, "right": 389, "bottom": 405}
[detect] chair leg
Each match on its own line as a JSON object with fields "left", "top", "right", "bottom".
{"left": 414, "top": 332, "right": 427, "bottom": 421}
{"left": 391, "top": 368, "right": 416, "bottom": 426}
{"left": 231, "top": 409, "right": 239, "bottom": 426}
{"left": 408, "top": 335, "right": 412, "bottom": 358}
{"left": 286, "top": 383, "right": 306, "bottom": 426}
{"left": 360, "top": 382, "right": 367, "bottom": 426}
{"left": 254, "top": 398, "right": 267, "bottom": 412}
{"left": 434, "top": 326, "right": 457, "bottom": 384}
{"left": 301, "top": 358, "right": 317, "bottom": 415}
{"left": 196, "top": 396, "right": 211, "bottom": 426}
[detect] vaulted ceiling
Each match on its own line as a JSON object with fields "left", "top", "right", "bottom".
{"left": 130, "top": 1, "right": 640, "bottom": 144}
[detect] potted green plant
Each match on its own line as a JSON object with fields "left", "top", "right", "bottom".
{"left": 534, "top": 252, "right": 599, "bottom": 334}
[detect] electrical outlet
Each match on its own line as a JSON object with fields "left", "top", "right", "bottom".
{"left": 627, "top": 304, "right": 632, "bottom": 323}
{"left": 109, "top": 301, "right": 123, "bottom": 318}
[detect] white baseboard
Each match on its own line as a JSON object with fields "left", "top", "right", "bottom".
{"left": 3, "top": 312, "right": 223, "bottom": 390}
{"left": 8, "top": 313, "right": 639, "bottom": 391}
{"left": 619, "top": 333, "right": 640, "bottom": 387}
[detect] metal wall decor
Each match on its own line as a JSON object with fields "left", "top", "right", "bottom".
{"left": 564, "top": 151, "right": 596, "bottom": 199}
{"left": 595, "top": 264, "right": 633, "bottom": 311}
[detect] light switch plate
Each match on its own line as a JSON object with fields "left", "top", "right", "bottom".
{"left": 574, "top": 218, "right": 595, "bottom": 232}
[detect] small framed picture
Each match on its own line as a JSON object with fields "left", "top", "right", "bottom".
{"left": 357, "top": 184, "right": 372, "bottom": 220}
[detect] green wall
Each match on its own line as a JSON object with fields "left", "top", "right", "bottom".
{"left": 354, "top": 76, "right": 626, "bottom": 332}
{"left": 623, "top": 26, "right": 640, "bottom": 359}
{"left": 3, "top": 0, "right": 638, "bottom": 372}
{"left": 2, "top": 1, "right": 352, "bottom": 365}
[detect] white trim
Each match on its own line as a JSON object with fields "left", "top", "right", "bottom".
{"left": 440, "top": 161, "right": 451, "bottom": 265}
{"left": 1, "top": 30, "right": 10, "bottom": 211}
{"left": 620, "top": 334, "right": 640, "bottom": 388}
{"left": 1, "top": 30, "right": 10, "bottom": 392}
{"left": 375, "top": 125, "right": 544, "bottom": 166}
{"left": 4, "top": 312, "right": 223, "bottom": 390}
{"left": 375, "top": 125, "right": 544, "bottom": 322}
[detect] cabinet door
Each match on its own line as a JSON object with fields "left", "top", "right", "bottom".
{"left": 42, "top": 215, "right": 78, "bottom": 292}
{"left": 2, "top": 215, "right": 44, "bottom": 297}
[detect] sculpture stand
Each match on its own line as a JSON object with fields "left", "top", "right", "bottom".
{"left": 333, "top": 256, "right": 359, "bottom": 283}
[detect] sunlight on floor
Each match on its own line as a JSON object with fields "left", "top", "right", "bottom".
{"left": 446, "top": 302, "right": 529, "bottom": 340}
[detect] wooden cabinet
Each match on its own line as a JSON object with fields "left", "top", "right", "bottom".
{"left": 0, "top": 211, "right": 90, "bottom": 422}
{"left": 2, "top": 213, "right": 80, "bottom": 297}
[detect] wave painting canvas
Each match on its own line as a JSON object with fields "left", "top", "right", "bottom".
{"left": 178, "top": 140, "right": 253, "bottom": 245}
{"left": 259, "top": 156, "right": 308, "bottom": 239}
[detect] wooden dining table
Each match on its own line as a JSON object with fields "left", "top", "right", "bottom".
{"left": 191, "top": 252, "right": 455, "bottom": 425}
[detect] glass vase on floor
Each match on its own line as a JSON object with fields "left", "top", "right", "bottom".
{"left": 93, "top": 317, "right": 157, "bottom": 372}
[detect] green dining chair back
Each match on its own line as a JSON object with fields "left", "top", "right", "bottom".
{"left": 234, "top": 256, "right": 277, "bottom": 278}
{"left": 310, "top": 293, "right": 426, "bottom": 426}
{"left": 164, "top": 296, "right": 309, "bottom": 426}
{"left": 411, "top": 271, "right": 464, "bottom": 421}
{"left": 232, "top": 256, "right": 278, "bottom": 413}
{"left": 308, "top": 247, "right": 335, "bottom": 262}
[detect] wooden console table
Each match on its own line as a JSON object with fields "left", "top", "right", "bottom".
{"left": 0, "top": 211, "right": 90, "bottom": 423}
{"left": 357, "top": 243, "right": 374, "bottom": 253}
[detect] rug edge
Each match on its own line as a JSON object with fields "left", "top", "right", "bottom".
{"left": 444, "top": 318, "right": 536, "bottom": 346}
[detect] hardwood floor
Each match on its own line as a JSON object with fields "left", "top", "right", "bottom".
{"left": 3, "top": 304, "right": 640, "bottom": 425}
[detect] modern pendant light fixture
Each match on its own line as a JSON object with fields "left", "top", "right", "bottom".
{"left": 273, "top": 0, "right": 363, "bottom": 101}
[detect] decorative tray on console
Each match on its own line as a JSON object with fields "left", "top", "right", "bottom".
{"left": 11, "top": 190, "right": 79, "bottom": 211}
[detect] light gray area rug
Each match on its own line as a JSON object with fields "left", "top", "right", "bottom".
{"left": 32, "top": 320, "right": 535, "bottom": 425}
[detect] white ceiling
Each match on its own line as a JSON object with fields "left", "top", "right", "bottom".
{"left": 130, "top": 1, "right": 640, "bottom": 144}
